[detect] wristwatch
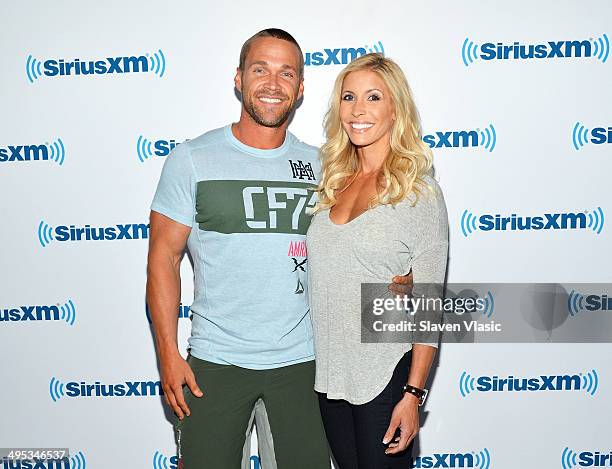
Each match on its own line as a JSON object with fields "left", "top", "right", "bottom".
{"left": 402, "top": 384, "right": 428, "bottom": 406}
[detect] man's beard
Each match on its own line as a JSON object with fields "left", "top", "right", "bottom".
{"left": 243, "top": 91, "right": 295, "bottom": 128}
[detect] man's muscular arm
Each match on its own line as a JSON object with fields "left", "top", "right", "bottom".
{"left": 146, "top": 210, "right": 203, "bottom": 420}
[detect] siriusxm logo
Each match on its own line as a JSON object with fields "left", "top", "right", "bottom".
{"left": 460, "top": 207, "right": 605, "bottom": 236}
{"left": 145, "top": 303, "right": 190, "bottom": 323}
{"left": 152, "top": 451, "right": 260, "bottom": 469}
{"left": 568, "top": 291, "right": 612, "bottom": 316}
{"left": 137, "top": 136, "right": 181, "bottom": 163}
{"left": 0, "top": 451, "right": 86, "bottom": 469}
{"left": 38, "top": 221, "right": 150, "bottom": 247}
{"left": 459, "top": 369, "right": 599, "bottom": 397}
{"left": 563, "top": 447, "right": 612, "bottom": 468}
{"left": 152, "top": 451, "right": 178, "bottom": 469}
{"left": 572, "top": 122, "right": 611, "bottom": 150}
{"left": 0, "top": 139, "right": 65, "bottom": 165}
{"left": 462, "top": 34, "right": 609, "bottom": 66}
{"left": 411, "top": 448, "right": 491, "bottom": 468}
{"left": 49, "top": 377, "right": 162, "bottom": 401}
{"left": 1, "top": 299, "right": 76, "bottom": 326}
{"left": 423, "top": 124, "right": 496, "bottom": 152}
{"left": 26, "top": 49, "right": 166, "bottom": 83}
{"left": 305, "top": 41, "right": 384, "bottom": 66}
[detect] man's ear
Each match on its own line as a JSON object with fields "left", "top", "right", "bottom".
{"left": 297, "top": 79, "right": 304, "bottom": 101}
{"left": 234, "top": 68, "right": 242, "bottom": 91}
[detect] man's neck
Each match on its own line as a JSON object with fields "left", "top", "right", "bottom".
{"left": 231, "top": 112, "right": 288, "bottom": 150}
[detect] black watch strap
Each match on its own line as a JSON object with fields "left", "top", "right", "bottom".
{"left": 402, "top": 384, "right": 428, "bottom": 406}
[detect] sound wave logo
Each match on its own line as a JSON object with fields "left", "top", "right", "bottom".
{"left": 137, "top": 135, "right": 155, "bottom": 162}
{"left": 366, "top": 41, "right": 385, "bottom": 54}
{"left": 462, "top": 34, "right": 609, "bottom": 66}
{"left": 47, "top": 138, "right": 66, "bottom": 165}
{"left": 462, "top": 38, "right": 479, "bottom": 66}
{"left": 459, "top": 371, "right": 476, "bottom": 397}
{"left": 152, "top": 450, "right": 175, "bottom": 469}
{"left": 581, "top": 369, "right": 599, "bottom": 396}
{"left": 147, "top": 49, "right": 166, "bottom": 77}
{"left": 26, "top": 54, "right": 43, "bottom": 83}
{"left": 562, "top": 447, "right": 579, "bottom": 469}
{"left": 50, "top": 376, "right": 65, "bottom": 402}
{"left": 481, "top": 291, "right": 494, "bottom": 318}
{"left": 592, "top": 33, "right": 611, "bottom": 63}
{"left": 572, "top": 122, "right": 590, "bottom": 150}
{"left": 38, "top": 220, "right": 54, "bottom": 247}
{"left": 70, "top": 451, "right": 86, "bottom": 469}
{"left": 568, "top": 290, "right": 587, "bottom": 316}
{"left": 61, "top": 299, "right": 77, "bottom": 326}
{"left": 480, "top": 124, "right": 496, "bottom": 152}
{"left": 460, "top": 210, "right": 478, "bottom": 237}
{"left": 587, "top": 207, "right": 605, "bottom": 235}
{"left": 473, "top": 448, "right": 491, "bottom": 469}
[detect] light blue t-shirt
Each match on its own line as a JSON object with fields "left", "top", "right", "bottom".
{"left": 150, "top": 125, "right": 320, "bottom": 369}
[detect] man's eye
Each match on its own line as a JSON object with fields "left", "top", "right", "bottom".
{"left": 282, "top": 72, "right": 294, "bottom": 78}
{"left": 254, "top": 68, "right": 264, "bottom": 73}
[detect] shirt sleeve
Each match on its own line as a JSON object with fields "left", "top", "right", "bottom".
{"left": 408, "top": 181, "right": 449, "bottom": 348}
{"left": 150, "top": 142, "right": 196, "bottom": 227}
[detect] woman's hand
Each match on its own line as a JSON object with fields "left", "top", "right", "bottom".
{"left": 382, "top": 393, "right": 420, "bottom": 455}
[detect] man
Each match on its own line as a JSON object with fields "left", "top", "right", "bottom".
{"left": 146, "top": 28, "right": 412, "bottom": 468}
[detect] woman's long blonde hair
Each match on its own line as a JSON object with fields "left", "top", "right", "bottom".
{"left": 314, "top": 53, "right": 434, "bottom": 212}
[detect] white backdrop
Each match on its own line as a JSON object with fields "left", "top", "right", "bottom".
{"left": 1, "top": 1, "right": 611, "bottom": 468}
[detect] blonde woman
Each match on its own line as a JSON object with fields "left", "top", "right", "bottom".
{"left": 306, "top": 54, "right": 449, "bottom": 468}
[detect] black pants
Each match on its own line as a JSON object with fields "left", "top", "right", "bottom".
{"left": 318, "top": 351, "right": 414, "bottom": 469}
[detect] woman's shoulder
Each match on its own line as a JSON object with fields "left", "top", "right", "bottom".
{"left": 396, "top": 174, "right": 446, "bottom": 212}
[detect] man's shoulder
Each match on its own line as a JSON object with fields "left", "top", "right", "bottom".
{"left": 287, "top": 131, "right": 319, "bottom": 159}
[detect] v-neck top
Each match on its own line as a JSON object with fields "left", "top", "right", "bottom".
{"left": 305, "top": 175, "right": 449, "bottom": 404}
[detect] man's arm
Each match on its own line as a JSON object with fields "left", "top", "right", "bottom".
{"left": 146, "top": 210, "right": 203, "bottom": 420}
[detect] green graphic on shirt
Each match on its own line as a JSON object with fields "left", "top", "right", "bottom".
{"left": 196, "top": 180, "right": 318, "bottom": 234}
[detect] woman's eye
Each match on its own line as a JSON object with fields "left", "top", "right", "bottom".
{"left": 342, "top": 94, "right": 354, "bottom": 101}
{"left": 368, "top": 94, "right": 381, "bottom": 101}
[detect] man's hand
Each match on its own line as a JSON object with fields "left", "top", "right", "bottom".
{"left": 382, "top": 394, "right": 420, "bottom": 455}
{"left": 160, "top": 350, "right": 203, "bottom": 420}
{"left": 389, "top": 270, "right": 414, "bottom": 297}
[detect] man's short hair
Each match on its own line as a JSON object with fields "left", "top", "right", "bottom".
{"left": 239, "top": 28, "right": 304, "bottom": 79}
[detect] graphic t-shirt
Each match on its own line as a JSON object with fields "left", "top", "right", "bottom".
{"left": 150, "top": 125, "right": 319, "bottom": 369}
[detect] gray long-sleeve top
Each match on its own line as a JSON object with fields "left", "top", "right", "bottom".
{"left": 306, "top": 174, "right": 449, "bottom": 404}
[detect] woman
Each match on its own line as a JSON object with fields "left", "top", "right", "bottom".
{"left": 306, "top": 53, "right": 449, "bottom": 468}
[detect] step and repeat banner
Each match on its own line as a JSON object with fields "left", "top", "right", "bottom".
{"left": 1, "top": 1, "right": 610, "bottom": 468}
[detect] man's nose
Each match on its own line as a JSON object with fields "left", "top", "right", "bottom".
{"left": 265, "top": 73, "right": 281, "bottom": 90}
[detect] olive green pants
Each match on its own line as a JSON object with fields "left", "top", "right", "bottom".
{"left": 174, "top": 355, "right": 330, "bottom": 469}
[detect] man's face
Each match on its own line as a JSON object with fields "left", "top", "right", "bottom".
{"left": 235, "top": 37, "right": 304, "bottom": 128}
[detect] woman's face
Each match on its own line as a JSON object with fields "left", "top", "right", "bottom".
{"left": 339, "top": 70, "right": 396, "bottom": 151}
